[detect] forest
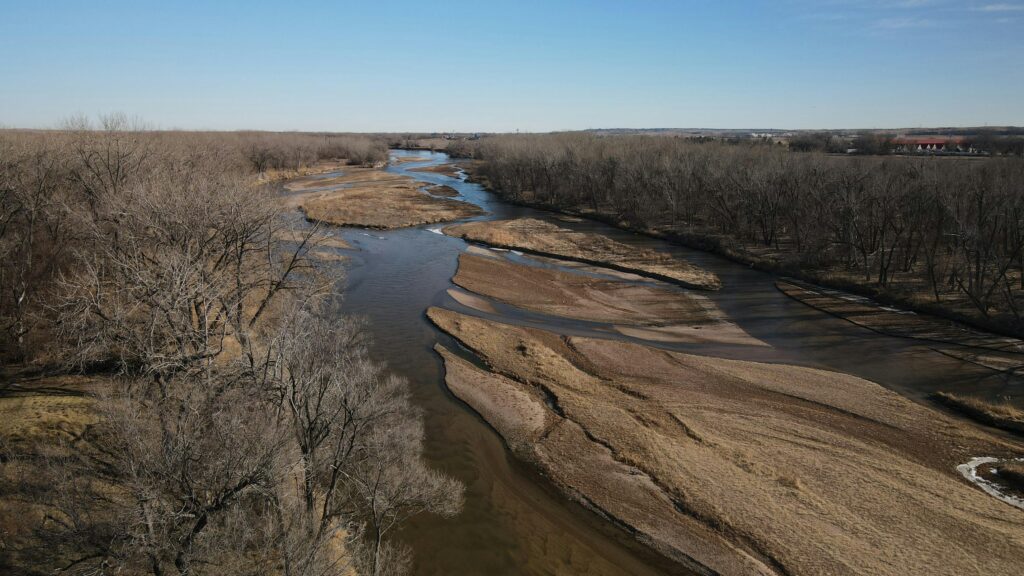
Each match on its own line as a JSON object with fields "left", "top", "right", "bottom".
{"left": 0, "top": 119, "right": 458, "bottom": 576}
{"left": 454, "top": 133, "right": 1024, "bottom": 336}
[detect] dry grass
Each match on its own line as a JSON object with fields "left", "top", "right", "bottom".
{"left": 425, "top": 184, "right": 459, "bottom": 197}
{"left": 429, "top": 307, "right": 1024, "bottom": 576}
{"left": 259, "top": 159, "right": 350, "bottom": 183}
{"left": 409, "top": 163, "right": 462, "bottom": 178}
{"left": 0, "top": 375, "right": 106, "bottom": 573}
{"left": 287, "top": 165, "right": 482, "bottom": 229}
{"left": 933, "top": 392, "right": 1024, "bottom": 435}
{"left": 453, "top": 253, "right": 762, "bottom": 346}
{"left": 444, "top": 219, "right": 720, "bottom": 290}
{"left": 302, "top": 183, "right": 481, "bottom": 229}
{"left": 1000, "top": 461, "right": 1024, "bottom": 491}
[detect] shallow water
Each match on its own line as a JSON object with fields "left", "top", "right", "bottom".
{"left": 305, "top": 150, "right": 1022, "bottom": 575}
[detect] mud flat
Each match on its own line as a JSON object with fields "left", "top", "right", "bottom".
{"left": 444, "top": 219, "right": 721, "bottom": 290}
{"left": 293, "top": 169, "right": 482, "bottom": 229}
{"left": 453, "top": 253, "right": 761, "bottom": 346}
{"left": 428, "top": 307, "right": 1024, "bottom": 576}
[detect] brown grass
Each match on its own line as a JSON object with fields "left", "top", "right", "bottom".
{"left": 425, "top": 184, "right": 459, "bottom": 197}
{"left": 444, "top": 219, "right": 720, "bottom": 290}
{"left": 286, "top": 164, "right": 482, "bottom": 229}
{"left": 933, "top": 391, "right": 1024, "bottom": 435}
{"left": 0, "top": 375, "right": 106, "bottom": 573}
{"left": 452, "top": 253, "right": 762, "bottom": 346}
{"left": 1000, "top": 461, "right": 1024, "bottom": 491}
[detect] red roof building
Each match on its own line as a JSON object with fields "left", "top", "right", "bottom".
{"left": 892, "top": 136, "right": 969, "bottom": 152}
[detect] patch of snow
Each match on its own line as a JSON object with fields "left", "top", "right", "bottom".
{"left": 957, "top": 456, "right": 1024, "bottom": 510}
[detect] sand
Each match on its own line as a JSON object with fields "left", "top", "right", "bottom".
{"left": 296, "top": 172, "right": 482, "bottom": 229}
{"left": 446, "top": 287, "right": 498, "bottom": 314}
{"left": 428, "top": 307, "right": 1024, "bottom": 576}
{"left": 0, "top": 375, "right": 105, "bottom": 572}
{"left": 444, "top": 219, "right": 720, "bottom": 290}
{"left": 409, "top": 163, "right": 463, "bottom": 178}
{"left": 426, "top": 184, "right": 460, "bottom": 197}
{"left": 452, "top": 253, "right": 762, "bottom": 346}
{"left": 282, "top": 165, "right": 404, "bottom": 194}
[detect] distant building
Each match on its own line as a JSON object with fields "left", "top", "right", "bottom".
{"left": 892, "top": 136, "right": 970, "bottom": 153}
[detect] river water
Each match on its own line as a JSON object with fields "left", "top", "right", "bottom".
{"left": 309, "top": 149, "right": 1021, "bottom": 575}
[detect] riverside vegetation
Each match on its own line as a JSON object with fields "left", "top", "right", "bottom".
{"left": 452, "top": 133, "right": 1024, "bottom": 336}
{"left": 0, "top": 118, "right": 462, "bottom": 576}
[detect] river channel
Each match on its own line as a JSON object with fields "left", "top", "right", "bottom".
{"left": 299, "top": 149, "right": 1021, "bottom": 575}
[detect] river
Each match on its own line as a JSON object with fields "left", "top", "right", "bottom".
{"left": 308, "top": 149, "right": 1021, "bottom": 575}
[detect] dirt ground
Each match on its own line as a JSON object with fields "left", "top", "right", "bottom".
{"left": 444, "top": 219, "right": 721, "bottom": 290}
{"left": 429, "top": 307, "right": 1024, "bottom": 576}
{"left": 453, "top": 253, "right": 762, "bottom": 346}
{"left": 285, "top": 166, "right": 482, "bottom": 229}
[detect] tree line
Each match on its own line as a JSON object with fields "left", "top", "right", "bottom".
{"left": 456, "top": 133, "right": 1024, "bottom": 334}
{"left": 0, "top": 117, "right": 457, "bottom": 575}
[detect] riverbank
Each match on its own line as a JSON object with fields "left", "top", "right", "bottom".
{"left": 284, "top": 163, "right": 483, "bottom": 229}
{"left": 296, "top": 150, "right": 1024, "bottom": 575}
{"left": 444, "top": 218, "right": 721, "bottom": 290}
{"left": 460, "top": 164, "right": 1024, "bottom": 341}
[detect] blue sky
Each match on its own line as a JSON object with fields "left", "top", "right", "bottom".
{"left": 1, "top": 0, "right": 1021, "bottom": 131}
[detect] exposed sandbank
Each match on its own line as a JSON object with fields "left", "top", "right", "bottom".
{"left": 444, "top": 219, "right": 720, "bottom": 290}
{"left": 452, "top": 253, "right": 761, "bottom": 346}
{"left": 289, "top": 166, "right": 482, "bottom": 229}
{"left": 426, "top": 184, "right": 460, "bottom": 197}
{"left": 410, "top": 163, "right": 463, "bottom": 178}
{"left": 429, "top": 307, "right": 1024, "bottom": 576}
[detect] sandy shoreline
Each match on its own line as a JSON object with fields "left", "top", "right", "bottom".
{"left": 429, "top": 306, "right": 1024, "bottom": 575}
{"left": 452, "top": 252, "right": 762, "bottom": 346}
{"left": 444, "top": 218, "right": 721, "bottom": 290}
{"left": 284, "top": 164, "right": 483, "bottom": 229}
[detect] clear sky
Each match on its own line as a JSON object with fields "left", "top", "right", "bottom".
{"left": 1, "top": 0, "right": 1021, "bottom": 132}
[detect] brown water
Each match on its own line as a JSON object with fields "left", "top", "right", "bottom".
{"left": 300, "top": 150, "right": 1022, "bottom": 575}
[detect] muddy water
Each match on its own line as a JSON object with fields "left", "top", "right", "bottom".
{"left": 314, "top": 150, "right": 1021, "bottom": 575}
